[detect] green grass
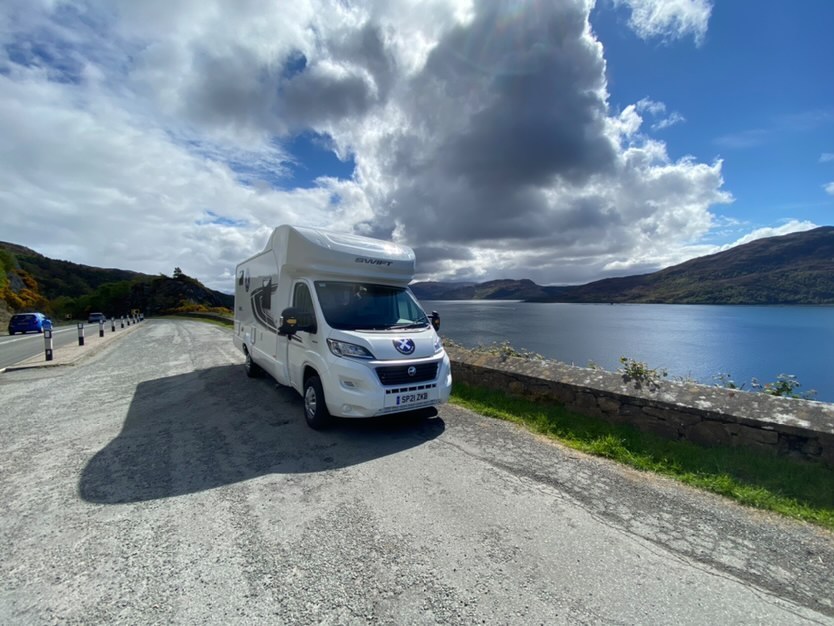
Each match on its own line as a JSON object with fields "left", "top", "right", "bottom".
{"left": 451, "top": 383, "right": 834, "bottom": 531}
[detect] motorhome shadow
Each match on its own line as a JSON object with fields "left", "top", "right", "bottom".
{"left": 234, "top": 225, "right": 453, "bottom": 430}
{"left": 79, "top": 365, "right": 446, "bottom": 504}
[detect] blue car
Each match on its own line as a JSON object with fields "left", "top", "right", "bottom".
{"left": 7, "top": 312, "right": 52, "bottom": 335}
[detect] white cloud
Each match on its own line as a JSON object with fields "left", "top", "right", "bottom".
{"left": 0, "top": 66, "right": 368, "bottom": 290}
{"left": 616, "top": 0, "right": 712, "bottom": 45}
{"left": 636, "top": 97, "right": 666, "bottom": 116}
{"left": 720, "top": 220, "right": 819, "bottom": 249}
{"left": 821, "top": 153, "right": 834, "bottom": 163}
{"left": 824, "top": 182, "right": 834, "bottom": 196}
{"left": 652, "top": 111, "right": 685, "bottom": 131}
{"left": 635, "top": 98, "right": 685, "bottom": 132}
{"left": 0, "top": 0, "right": 758, "bottom": 293}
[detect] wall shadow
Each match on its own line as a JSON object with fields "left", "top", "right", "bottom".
{"left": 79, "top": 365, "right": 445, "bottom": 504}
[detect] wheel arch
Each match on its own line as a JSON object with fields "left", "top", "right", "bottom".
{"left": 302, "top": 364, "right": 319, "bottom": 385}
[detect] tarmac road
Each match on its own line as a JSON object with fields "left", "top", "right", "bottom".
{"left": 1, "top": 319, "right": 832, "bottom": 624}
{"left": 1, "top": 324, "right": 94, "bottom": 369}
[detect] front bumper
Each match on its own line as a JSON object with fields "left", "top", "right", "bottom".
{"left": 322, "top": 351, "right": 452, "bottom": 418}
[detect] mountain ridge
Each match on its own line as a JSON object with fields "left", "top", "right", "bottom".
{"left": 411, "top": 226, "right": 834, "bottom": 304}
{"left": 2, "top": 227, "right": 831, "bottom": 318}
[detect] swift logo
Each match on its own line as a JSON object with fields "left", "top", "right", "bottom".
{"left": 394, "top": 338, "right": 415, "bottom": 355}
{"left": 355, "top": 257, "right": 392, "bottom": 266}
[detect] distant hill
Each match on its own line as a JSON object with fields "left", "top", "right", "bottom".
{"left": 0, "top": 242, "right": 232, "bottom": 323}
{"left": 412, "top": 227, "right": 834, "bottom": 304}
{"left": 1, "top": 242, "right": 147, "bottom": 300}
{"left": 411, "top": 279, "right": 547, "bottom": 300}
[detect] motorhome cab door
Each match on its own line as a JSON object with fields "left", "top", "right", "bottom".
{"left": 284, "top": 280, "right": 318, "bottom": 389}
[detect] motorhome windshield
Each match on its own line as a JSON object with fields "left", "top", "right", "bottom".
{"left": 315, "top": 281, "right": 429, "bottom": 331}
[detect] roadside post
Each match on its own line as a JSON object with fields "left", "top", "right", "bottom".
{"left": 44, "top": 328, "right": 53, "bottom": 361}
{"left": 111, "top": 317, "right": 115, "bottom": 332}
{"left": 98, "top": 319, "right": 105, "bottom": 337}
{"left": 77, "top": 322, "right": 85, "bottom": 346}
{"left": 121, "top": 315, "right": 124, "bottom": 328}
{"left": 126, "top": 315, "right": 131, "bottom": 326}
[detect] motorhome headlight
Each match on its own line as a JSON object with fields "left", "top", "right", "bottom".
{"left": 434, "top": 335, "right": 443, "bottom": 354}
{"left": 327, "top": 338, "right": 375, "bottom": 360}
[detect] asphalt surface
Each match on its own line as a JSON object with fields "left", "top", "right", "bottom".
{"left": 0, "top": 320, "right": 140, "bottom": 370}
{"left": 1, "top": 319, "right": 833, "bottom": 624}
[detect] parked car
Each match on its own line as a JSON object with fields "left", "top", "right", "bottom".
{"left": 88, "top": 312, "right": 107, "bottom": 324}
{"left": 8, "top": 312, "right": 52, "bottom": 335}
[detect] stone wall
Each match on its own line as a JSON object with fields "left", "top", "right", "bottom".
{"left": 446, "top": 346, "right": 834, "bottom": 467}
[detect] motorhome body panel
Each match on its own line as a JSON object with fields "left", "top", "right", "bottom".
{"left": 233, "top": 249, "right": 288, "bottom": 383}
{"left": 279, "top": 226, "right": 415, "bottom": 285}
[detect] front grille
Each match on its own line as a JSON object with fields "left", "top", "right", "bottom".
{"left": 376, "top": 362, "right": 439, "bottom": 386}
{"left": 385, "top": 383, "right": 437, "bottom": 395}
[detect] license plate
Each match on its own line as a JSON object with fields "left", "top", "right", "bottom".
{"left": 395, "top": 391, "right": 429, "bottom": 406}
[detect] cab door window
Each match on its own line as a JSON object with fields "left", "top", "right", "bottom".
{"left": 293, "top": 282, "right": 316, "bottom": 333}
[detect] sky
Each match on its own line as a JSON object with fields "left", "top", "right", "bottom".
{"left": 1, "top": 0, "right": 832, "bottom": 292}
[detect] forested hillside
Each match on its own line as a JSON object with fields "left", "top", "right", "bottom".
{"left": 0, "top": 242, "right": 232, "bottom": 326}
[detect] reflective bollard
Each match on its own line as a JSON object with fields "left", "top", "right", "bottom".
{"left": 44, "top": 328, "right": 53, "bottom": 361}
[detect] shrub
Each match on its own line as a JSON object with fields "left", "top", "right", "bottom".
{"left": 618, "top": 356, "right": 667, "bottom": 390}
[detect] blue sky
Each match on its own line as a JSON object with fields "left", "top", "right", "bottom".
{"left": 593, "top": 0, "right": 833, "bottom": 240}
{"left": 0, "top": 0, "right": 831, "bottom": 291}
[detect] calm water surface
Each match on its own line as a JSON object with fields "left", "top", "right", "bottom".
{"left": 424, "top": 301, "right": 834, "bottom": 403}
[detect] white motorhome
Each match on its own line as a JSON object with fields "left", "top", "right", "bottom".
{"left": 233, "top": 225, "right": 452, "bottom": 428}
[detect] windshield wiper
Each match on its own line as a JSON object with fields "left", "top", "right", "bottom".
{"left": 388, "top": 318, "right": 430, "bottom": 330}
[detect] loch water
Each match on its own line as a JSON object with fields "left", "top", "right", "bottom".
{"left": 424, "top": 301, "right": 834, "bottom": 403}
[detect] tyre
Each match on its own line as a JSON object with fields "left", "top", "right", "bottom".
{"left": 303, "top": 375, "right": 332, "bottom": 430}
{"left": 244, "top": 348, "right": 262, "bottom": 378}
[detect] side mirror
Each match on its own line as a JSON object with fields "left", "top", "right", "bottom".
{"left": 429, "top": 311, "right": 440, "bottom": 331}
{"left": 278, "top": 307, "right": 317, "bottom": 336}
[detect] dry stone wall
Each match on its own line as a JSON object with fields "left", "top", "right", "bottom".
{"left": 446, "top": 346, "right": 834, "bottom": 466}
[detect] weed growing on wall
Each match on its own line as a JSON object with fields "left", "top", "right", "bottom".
{"left": 617, "top": 356, "right": 667, "bottom": 390}
{"left": 715, "top": 372, "right": 816, "bottom": 400}
{"left": 443, "top": 338, "right": 543, "bottom": 362}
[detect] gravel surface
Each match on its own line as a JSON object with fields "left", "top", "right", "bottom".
{"left": 1, "top": 319, "right": 832, "bottom": 624}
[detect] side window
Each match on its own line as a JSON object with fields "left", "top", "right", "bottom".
{"left": 262, "top": 278, "right": 272, "bottom": 310}
{"left": 293, "top": 282, "right": 316, "bottom": 332}
{"left": 238, "top": 270, "right": 244, "bottom": 286}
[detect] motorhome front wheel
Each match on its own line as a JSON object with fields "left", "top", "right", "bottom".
{"left": 304, "top": 376, "right": 332, "bottom": 429}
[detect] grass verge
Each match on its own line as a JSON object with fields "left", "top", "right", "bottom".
{"left": 452, "top": 383, "right": 834, "bottom": 531}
